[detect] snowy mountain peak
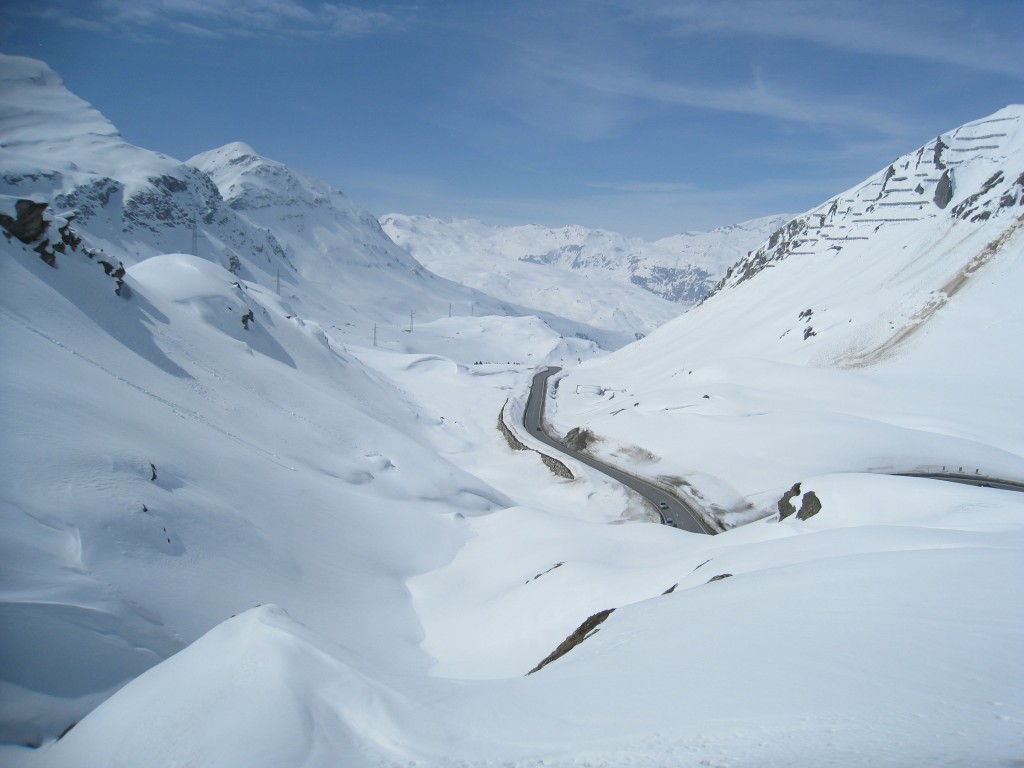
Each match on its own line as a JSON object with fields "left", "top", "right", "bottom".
{"left": 189, "top": 142, "right": 345, "bottom": 212}
{"left": 0, "top": 53, "right": 120, "bottom": 151}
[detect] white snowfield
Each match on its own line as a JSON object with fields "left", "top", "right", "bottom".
{"left": 1, "top": 52, "right": 1023, "bottom": 767}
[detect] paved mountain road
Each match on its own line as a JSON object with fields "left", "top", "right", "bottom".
{"left": 523, "top": 367, "right": 715, "bottom": 535}
{"left": 523, "top": 367, "right": 1024, "bottom": 535}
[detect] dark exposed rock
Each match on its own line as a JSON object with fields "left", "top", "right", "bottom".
{"left": 528, "top": 608, "right": 615, "bottom": 674}
{"left": 933, "top": 170, "right": 954, "bottom": 209}
{"left": 706, "top": 573, "right": 733, "bottom": 583}
{"left": 497, "top": 401, "right": 529, "bottom": 451}
{"left": 796, "top": 491, "right": 822, "bottom": 520}
{"left": 0, "top": 199, "right": 49, "bottom": 243}
{"left": 933, "top": 135, "right": 947, "bottom": 169}
{"left": 564, "top": 426, "right": 595, "bottom": 452}
{"left": 952, "top": 171, "right": 1010, "bottom": 221}
{"left": 496, "top": 402, "right": 573, "bottom": 479}
{"left": 54, "top": 177, "right": 122, "bottom": 222}
{"left": 540, "top": 453, "right": 574, "bottom": 480}
{"left": 34, "top": 240, "right": 56, "bottom": 267}
{"left": 777, "top": 482, "right": 801, "bottom": 520}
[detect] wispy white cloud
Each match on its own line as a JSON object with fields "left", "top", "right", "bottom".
{"left": 624, "top": 0, "right": 1024, "bottom": 79}
{"left": 547, "top": 61, "right": 914, "bottom": 137}
{"left": 452, "top": 1, "right": 938, "bottom": 149}
{"left": 20, "top": 0, "right": 404, "bottom": 39}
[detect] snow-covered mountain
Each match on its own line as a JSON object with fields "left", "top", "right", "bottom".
{"left": 2, "top": 52, "right": 1023, "bottom": 768}
{"left": 381, "top": 214, "right": 789, "bottom": 318}
{"left": 551, "top": 105, "right": 1024, "bottom": 524}
{"left": 0, "top": 53, "right": 648, "bottom": 349}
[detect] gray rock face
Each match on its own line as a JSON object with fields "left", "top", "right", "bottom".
{"left": 0, "top": 199, "right": 48, "bottom": 243}
{"left": 776, "top": 482, "right": 801, "bottom": 520}
{"left": 933, "top": 170, "right": 954, "bottom": 209}
{"left": 796, "top": 491, "right": 822, "bottom": 520}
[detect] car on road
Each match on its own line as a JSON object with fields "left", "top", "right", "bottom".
{"left": 658, "top": 501, "right": 669, "bottom": 510}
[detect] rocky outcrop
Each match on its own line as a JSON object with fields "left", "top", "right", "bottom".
{"left": 777, "top": 483, "right": 823, "bottom": 521}
{"left": 498, "top": 402, "right": 530, "bottom": 452}
{"left": 498, "top": 401, "right": 574, "bottom": 481}
{"left": 933, "top": 170, "right": 954, "bottom": 209}
{"left": 539, "top": 453, "right": 574, "bottom": 480}
{"left": 796, "top": 491, "right": 822, "bottom": 520}
{"left": 564, "top": 426, "right": 596, "bottom": 452}
{"left": 707, "top": 110, "right": 1023, "bottom": 301}
{"left": 2, "top": 198, "right": 128, "bottom": 293}
{"left": 0, "top": 199, "right": 48, "bottom": 243}
{"left": 528, "top": 608, "right": 615, "bottom": 675}
{"left": 777, "top": 482, "right": 802, "bottom": 520}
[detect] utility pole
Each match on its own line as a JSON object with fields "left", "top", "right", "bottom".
{"left": 448, "top": 302, "right": 452, "bottom": 318}
{"left": 191, "top": 217, "right": 198, "bottom": 256}
{"left": 409, "top": 310, "right": 414, "bottom": 333}
{"left": 275, "top": 269, "right": 280, "bottom": 296}
{"left": 373, "top": 323, "right": 377, "bottom": 347}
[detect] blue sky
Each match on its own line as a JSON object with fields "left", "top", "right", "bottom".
{"left": 3, "top": 0, "right": 1022, "bottom": 238}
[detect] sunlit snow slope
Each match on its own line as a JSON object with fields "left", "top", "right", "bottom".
{"left": 3, "top": 53, "right": 1023, "bottom": 768}
{"left": 552, "top": 106, "right": 1024, "bottom": 525}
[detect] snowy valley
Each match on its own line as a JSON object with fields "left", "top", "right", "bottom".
{"left": 1, "top": 51, "right": 1023, "bottom": 768}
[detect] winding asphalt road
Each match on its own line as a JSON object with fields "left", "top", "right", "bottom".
{"left": 523, "top": 367, "right": 715, "bottom": 535}
{"left": 523, "top": 367, "right": 1024, "bottom": 534}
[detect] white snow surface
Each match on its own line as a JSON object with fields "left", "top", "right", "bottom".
{"left": 380, "top": 213, "right": 789, "bottom": 335}
{"left": 1, "top": 55, "right": 1023, "bottom": 767}
{"left": 551, "top": 105, "right": 1024, "bottom": 526}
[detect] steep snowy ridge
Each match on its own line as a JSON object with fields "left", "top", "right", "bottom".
{"left": 190, "top": 142, "right": 413, "bottom": 272}
{"left": 0, "top": 54, "right": 513, "bottom": 332}
{"left": 551, "top": 104, "right": 1024, "bottom": 529}
{"left": 0, "top": 55, "right": 291, "bottom": 283}
{"left": 715, "top": 106, "right": 1023, "bottom": 294}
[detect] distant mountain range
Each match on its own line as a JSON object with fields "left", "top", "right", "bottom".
{"left": 380, "top": 213, "right": 790, "bottom": 312}
{"left": 1, "top": 50, "right": 784, "bottom": 350}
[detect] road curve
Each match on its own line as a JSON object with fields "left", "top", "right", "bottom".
{"left": 523, "top": 367, "right": 715, "bottom": 535}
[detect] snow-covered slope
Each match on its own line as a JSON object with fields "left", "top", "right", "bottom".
{"left": 551, "top": 105, "right": 1024, "bottom": 525}
{"left": 186, "top": 142, "right": 497, "bottom": 326}
{"left": 380, "top": 214, "right": 789, "bottom": 325}
{"left": 3, "top": 53, "right": 1023, "bottom": 768}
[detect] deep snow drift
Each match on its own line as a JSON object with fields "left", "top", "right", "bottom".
{"left": 2, "top": 53, "right": 1023, "bottom": 767}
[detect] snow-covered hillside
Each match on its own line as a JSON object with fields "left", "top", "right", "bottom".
{"left": 551, "top": 105, "right": 1024, "bottom": 525}
{"left": 2, "top": 52, "right": 1023, "bottom": 768}
{"left": 380, "top": 214, "right": 789, "bottom": 323}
